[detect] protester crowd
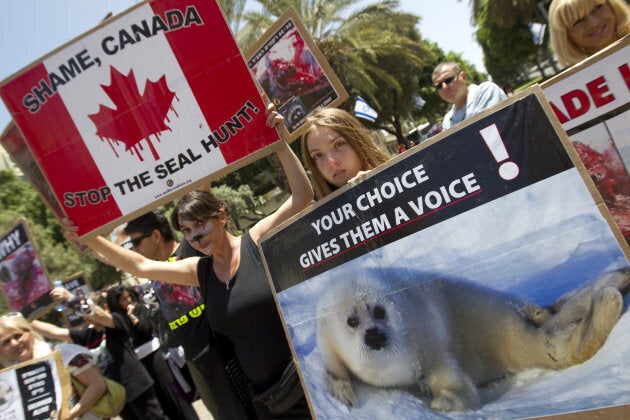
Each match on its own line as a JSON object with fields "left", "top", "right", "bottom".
{"left": 2, "top": 1, "right": 629, "bottom": 418}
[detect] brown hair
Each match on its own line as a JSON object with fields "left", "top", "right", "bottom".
{"left": 549, "top": 0, "right": 630, "bottom": 67}
{"left": 300, "top": 108, "right": 390, "bottom": 199}
{"left": 170, "top": 190, "right": 229, "bottom": 231}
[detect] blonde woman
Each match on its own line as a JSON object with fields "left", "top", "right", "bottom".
{"left": 0, "top": 314, "right": 107, "bottom": 419}
{"left": 549, "top": 0, "right": 630, "bottom": 67}
{"left": 300, "top": 107, "right": 391, "bottom": 199}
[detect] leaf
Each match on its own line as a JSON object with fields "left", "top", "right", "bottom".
{"left": 88, "top": 66, "right": 177, "bottom": 161}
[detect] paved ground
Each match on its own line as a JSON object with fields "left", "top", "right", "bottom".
{"left": 111, "top": 399, "right": 212, "bottom": 419}
{"left": 193, "top": 399, "right": 214, "bottom": 419}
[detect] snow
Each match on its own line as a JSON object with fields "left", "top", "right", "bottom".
{"left": 276, "top": 170, "right": 630, "bottom": 419}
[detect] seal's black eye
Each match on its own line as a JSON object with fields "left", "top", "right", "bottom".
{"left": 347, "top": 316, "right": 359, "bottom": 328}
{"left": 373, "top": 305, "right": 386, "bottom": 320}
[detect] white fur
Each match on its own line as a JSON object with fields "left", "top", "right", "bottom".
{"left": 316, "top": 267, "right": 630, "bottom": 412}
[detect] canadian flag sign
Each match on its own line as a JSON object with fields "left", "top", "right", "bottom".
{"left": 0, "top": 0, "right": 279, "bottom": 238}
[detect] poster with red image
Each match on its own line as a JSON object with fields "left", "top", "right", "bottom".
{"left": 0, "top": 220, "right": 54, "bottom": 319}
{"left": 542, "top": 36, "right": 630, "bottom": 245}
{"left": 0, "top": 0, "right": 280, "bottom": 239}
{"left": 246, "top": 8, "right": 348, "bottom": 140}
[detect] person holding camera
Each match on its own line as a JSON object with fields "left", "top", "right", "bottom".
{"left": 36, "top": 287, "right": 168, "bottom": 420}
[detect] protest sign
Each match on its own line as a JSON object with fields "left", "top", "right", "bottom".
{"left": 0, "top": 122, "right": 65, "bottom": 221}
{"left": 0, "top": 220, "right": 55, "bottom": 320}
{"left": 246, "top": 8, "right": 348, "bottom": 140}
{"left": 259, "top": 88, "right": 630, "bottom": 418}
{"left": 59, "top": 273, "right": 93, "bottom": 328}
{"left": 0, "top": 350, "right": 70, "bottom": 419}
{"left": 542, "top": 35, "right": 630, "bottom": 245}
{"left": 0, "top": 0, "right": 280, "bottom": 239}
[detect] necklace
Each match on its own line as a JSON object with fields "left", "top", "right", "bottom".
{"left": 217, "top": 236, "right": 240, "bottom": 290}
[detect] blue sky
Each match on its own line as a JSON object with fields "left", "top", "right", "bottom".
{"left": 0, "top": 0, "right": 483, "bottom": 131}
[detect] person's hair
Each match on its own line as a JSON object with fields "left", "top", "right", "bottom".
{"left": 432, "top": 62, "right": 462, "bottom": 78}
{"left": 300, "top": 107, "right": 390, "bottom": 199}
{"left": 0, "top": 315, "right": 44, "bottom": 367}
{"left": 170, "top": 190, "right": 230, "bottom": 232}
{"left": 90, "top": 290, "right": 108, "bottom": 308}
{"left": 105, "top": 285, "right": 136, "bottom": 315}
{"left": 549, "top": 0, "right": 630, "bottom": 67}
{"left": 123, "top": 210, "right": 175, "bottom": 242}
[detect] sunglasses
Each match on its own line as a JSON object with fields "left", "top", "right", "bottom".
{"left": 121, "top": 232, "right": 152, "bottom": 249}
{"left": 434, "top": 74, "right": 458, "bottom": 91}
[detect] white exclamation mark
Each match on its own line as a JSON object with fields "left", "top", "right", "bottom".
{"left": 479, "top": 124, "right": 519, "bottom": 181}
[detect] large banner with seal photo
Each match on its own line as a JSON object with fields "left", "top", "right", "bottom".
{"left": 259, "top": 88, "right": 630, "bottom": 419}
{"left": 0, "top": 0, "right": 279, "bottom": 239}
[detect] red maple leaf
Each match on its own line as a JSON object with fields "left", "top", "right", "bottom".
{"left": 88, "top": 66, "right": 178, "bottom": 161}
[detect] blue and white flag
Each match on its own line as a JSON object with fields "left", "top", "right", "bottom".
{"left": 354, "top": 96, "right": 378, "bottom": 122}
{"left": 528, "top": 22, "right": 546, "bottom": 46}
{"left": 413, "top": 94, "right": 426, "bottom": 110}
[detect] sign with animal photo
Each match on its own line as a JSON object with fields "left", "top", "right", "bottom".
{"left": 0, "top": 220, "right": 55, "bottom": 320}
{"left": 542, "top": 35, "right": 630, "bottom": 246}
{"left": 246, "top": 7, "right": 348, "bottom": 140}
{"left": 0, "top": 350, "right": 70, "bottom": 419}
{"left": 259, "top": 87, "right": 630, "bottom": 418}
{"left": 59, "top": 273, "right": 93, "bottom": 328}
{"left": 0, "top": 0, "right": 280, "bottom": 239}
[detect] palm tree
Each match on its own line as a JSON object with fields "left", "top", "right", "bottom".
{"left": 470, "top": 0, "right": 560, "bottom": 88}
{"left": 470, "top": 0, "right": 544, "bottom": 28}
{"left": 217, "top": 0, "right": 248, "bottom": 35}
{"left": 235, "top": 0, "right": 430, "bottom": 145}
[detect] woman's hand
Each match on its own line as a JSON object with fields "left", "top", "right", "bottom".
{"left": 348, "top": 170, "right": 372, "bottom": 185}
{"left": 50, "top": 286, "right": 73, "bottom": 303}
{"left": 61, "top": 217, "right": 81, "bottom": 243}
{"left": 266, "top": 102, "right": 285, "bottom": 128}
{"left": 264, "top": 94, "right": 285, "bottom": 130}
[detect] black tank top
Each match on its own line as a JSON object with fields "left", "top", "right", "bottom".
{"left": 197, "top": 233, "right": 292, "bottom": 390}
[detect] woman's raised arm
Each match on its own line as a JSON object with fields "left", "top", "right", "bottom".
{"left": 62, "top": 219, "right": 200, "bottom": 286}
{"left": 249, "top": 102, "right": 314, "bottom": 243}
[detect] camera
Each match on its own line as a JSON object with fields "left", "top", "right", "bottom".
{"left": 63, "top": 296, "right": 94, "bottom": 317}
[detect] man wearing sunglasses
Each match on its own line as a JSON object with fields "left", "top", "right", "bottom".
{"left": 432, "top": 61, "right": 507, "bottom": 130}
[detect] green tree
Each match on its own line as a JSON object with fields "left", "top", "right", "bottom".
{"left": 0, "top": 170, "right": 121, "bottom": 300}
{"left": 326, "top": 1, "right": 430, "bottom": 145}
{"left": 217, "top": 0, "right": 248, "bottom": 35}
{"left": 0, "top": 170, "right": 56, "bottom": 236}
{"left": 212, "top": 183, "right": 265, "bottom": 233}
{"left": 469, "top": 0, "right": 560, "bottom": 87}
{"left": 476, "top": 11, "right": 538, "bottom": 88}
{"left": 238, "top": 0, "right": 430, "bottom": 145}
{"left": 471, "top": 0, "right": 542, "bottom": 27}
